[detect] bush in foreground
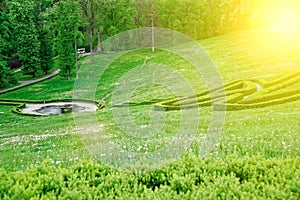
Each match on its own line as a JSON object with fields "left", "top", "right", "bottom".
{"left": 0, "top": 155, "right": 299, "bottom": 199}
{"left": 0, "top": 61, "right": 17, "bottom": 89}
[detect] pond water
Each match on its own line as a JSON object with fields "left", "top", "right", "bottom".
{"left": 20, "top": 101, "right": 98, "bottom": 116}
{"left": 36, "top": 104, "right": 86, "bottom": 115}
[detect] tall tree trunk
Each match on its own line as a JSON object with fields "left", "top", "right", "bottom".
{"left": 89, "top": 29, "right": 94, "bottom": 61}
{"left": 89, "top": 0, "right": 94, "bottom": 61}
{"left": 97, "top": 30, "right": 102, "bottom": 52}
{"left": 112, "top": 36, "right": 116, "bottom": 52}
{"left": 131, "top": 30, "right": 136, "bottom": 49}
{"left": 75, "top": 40, "right": 78, "bottom": 80}
{"left": 68, "top": 68, "right": 70, "bottom": 80}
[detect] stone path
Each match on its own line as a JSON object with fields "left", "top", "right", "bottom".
{"left": 0, "top": 69, "right": 60, "bottom": 95}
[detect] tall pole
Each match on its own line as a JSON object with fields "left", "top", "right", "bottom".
{"left": 149, "top": 14, "right": 154, "bottom": 53}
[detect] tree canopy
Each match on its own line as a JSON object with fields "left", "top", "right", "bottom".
{"left": 0, "top": 0, "right": 262, "bottom": 86}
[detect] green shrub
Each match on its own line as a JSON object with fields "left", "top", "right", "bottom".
{"left": 0, "top": 61, "right": 17, "bottom": 90}
{"left": 154, "top": 80, "right": 257, "bottom": 111}
{"left": 239, "top": 87, "right": 300, "bottom": 104}
{"left": 264, "top": 71, "right": 300, "bottom": 88}
{"left": 155, "top": 71, "right": 300, "bottom": 111}
{"left": 0, "top": 155, "right": 299, "bottom": 199}
{"left": 216, "top": 93, "right": 300, "bottom": 111}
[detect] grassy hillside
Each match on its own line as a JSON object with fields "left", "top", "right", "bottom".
{"left": 1, "top": 28, "right": 299, "bottom": 168}
{"left": 1, "top": 29, "right": 299, "bottom": 100}
{"left": 0, "top": 29, "right": 299, "bottom": 198}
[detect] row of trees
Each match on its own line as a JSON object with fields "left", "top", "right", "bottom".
{"left": 0, "top": 0, "right": 136, "bottom": 86}
{"left": 0, "top": 0, "right": 261, "bottom": 88}
{"left": 0, "top": 2, "right": 16, "bottom": 88}
{"left": 135, "top": 0, "right": 259, "bottom": 40}
{"left": 0, "top": 0, "right": 54, "bottom": 88}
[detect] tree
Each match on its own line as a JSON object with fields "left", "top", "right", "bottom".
{"left": 7, "top": 0, "right": 41, "bottom": 77}
{"left": 134, "top": 0, "right": 161, "bottom": 28}
{"left": 0, "top": 0, "right": 9, "bottom": 13}
{"left": 79, "top": 0, "right": 97, "bottom": 55}
{"left": 39, "top": 29, "right": 53, "bottom": 74}
{"left": 8, "top": 55, "right": 21, "bottom": 70}
{"left": 0, "top": 61, "right": 17, "bottom": 89}
{"left": 0, "top": 9, "right": 11, "bottom": 60}
{"left": 50, "top": 0, "right": 80, "bottom": 80}
{"left": 34, "top": 0, "right": 54, "bottom": 75}
{"left": 0, "top": 9, "right": 17, "bottom": 89}
{"left": 101, "top": 0, "right": 136, "bottom": 51}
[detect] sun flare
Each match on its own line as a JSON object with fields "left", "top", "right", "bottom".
{"left": 262, "top": 0, "right": 300, "bottom": 29}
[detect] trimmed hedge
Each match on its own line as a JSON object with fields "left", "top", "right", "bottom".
{"left": 154, "top": 80, "right": 257, "bottom": 111}
{"left": 0, "top": 155, "right": 299, "bottom": 199}
{"left": 0, "top": 101, "right": 21, "bottom": 106}
{"left": 250, "top": 71, "right": 300, "bottom": 88}
{"left": 239, "top": 86, "right": 300, "bottom": 104}
{"left": 155, "top": 72, "right": 300, "bottom": 111}
{"left": 264, "top": 71, "right": 300, "bottom": 88}
{"left": 215, "top": 93, "right": 300, "bottom": 111}
{"left": 2, "top": 72, "right": 299, "bottom": 113}
{"left": 0, "top": 98, "right": 85, "bottom": 104}
{"left": 156, "top": 80, "right": 240, "bottom": 107}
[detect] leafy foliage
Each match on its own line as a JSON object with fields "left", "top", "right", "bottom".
{"left": 8, "top": 55, "right": 21, "bottom": 70}
{"left": 0, "top": 2, "right": 299, "bottom": 199}
{"left": 0, "top": 155, "right": 299, "bottom": 199}
{"left": 7, "top": 0, "right": 41, "bottom": 77}
{"left": 0, "top": 62, "right": 17, "bottom": 89}
{"left": 39, "top": 31, "right": 54, "bottom": 75}
{"left": 0, "top": 10, "right": 17, "bottom": 88}
{"left": 136, "top": 0, "right": 258, "bottom": 39}
{"left": 50, "top": 0, "right": 80, "bottom": 80}
{"left": 0, "top": 10, "right": 11, "bottom": 60}
{"left": 0, "top": 0, "right": 278, "bottom": 84}
{"left": 34, "top": 0, "right": 54, "bottom": 75}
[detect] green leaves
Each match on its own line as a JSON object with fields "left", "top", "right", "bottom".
{"left": 7, "top": 0, "right": 41, "bottom": 77}
{"left": 0, "top": 61, "right": 17, "bottom": 89}
{"left": 101, "top": 0, "right": 136, "bottom": 39}
{"left": 50, "top": 0, "right": 80, "bottom": 80}
{"left": 149, "top": 0, "right": 259, "bottom": 39}
{"left": 0, "top": 11, "right": 17, "bottom": 89}
{"left": 0, "top": 11, "right": 11, "bottom": 60}
{"left": 0, "top": 156, "right": 299, "bottom": 199}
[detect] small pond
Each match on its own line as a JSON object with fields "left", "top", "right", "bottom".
{"left": 20, "top": 102, "right": 98, "bottom": 116}
{"left": 36, "top": 104, "right": 86, "bottom": 115}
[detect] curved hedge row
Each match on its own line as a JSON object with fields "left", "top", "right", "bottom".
{"left": 154, "top": 80, "right": 257, "bottom": 111}
{"left": 2, "top": 72, "right": 299, "bottom": 113}
{"left": 0, "top": 155, "right": 299, "bottom": 199}
{"left": 154, "top": 71, "right": 300, "bottom": 111}
{"left": 215, "top": 93, "right": 300, "bottom": 111}
{"left": 239, "top": 86, "right": 300, "bottom": 104}
{"left": 250, "top": 71, "right": 300, "bottom": 88}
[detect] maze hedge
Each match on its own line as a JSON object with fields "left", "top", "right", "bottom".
{"left": 154, "top": 71, "right": 300, "bottom": 111}
{"left": 2, "top": 72, "right": 299, "bottom": 113}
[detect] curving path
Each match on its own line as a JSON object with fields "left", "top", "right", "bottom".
{"left": 254, "top": 83, "right": 263, "bottom": 91}
{"left": 0, "top": 69, "right": 60, "bottom": 95}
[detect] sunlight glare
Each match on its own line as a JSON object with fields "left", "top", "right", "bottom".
{"left": 263, "top": 0, "right": 300, "bottom": 29}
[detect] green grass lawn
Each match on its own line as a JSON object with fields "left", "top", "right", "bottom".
{"left": 0, "top": 29, "right": 299, "bottom": 172}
